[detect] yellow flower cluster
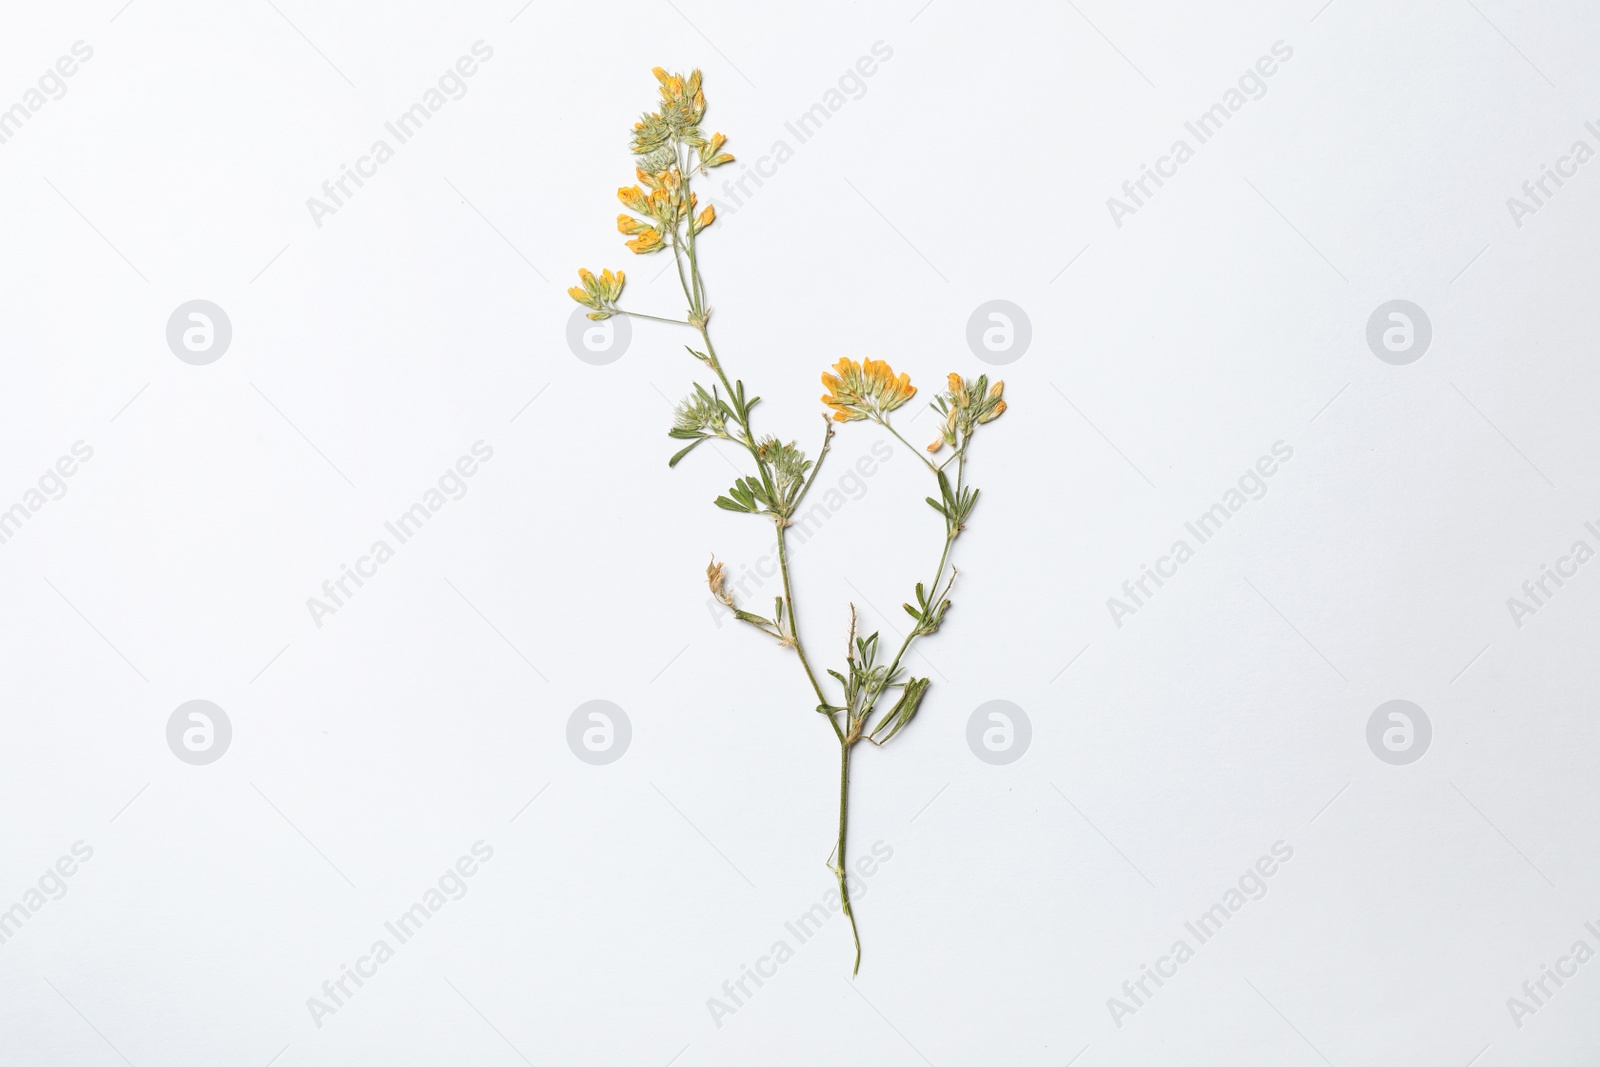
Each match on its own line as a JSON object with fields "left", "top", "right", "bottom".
{"left": 631, "top": 68, "right": 706, "bottom": 158}
{"left": 568, "top": 66, "right": 735, "bottom": 319}
{"left": 820, "top": 358, "right": 917, "bottom": 422}
{"left": 566, "top": 268, "right": 625, "bottom": 320}
{"left": 928, "top": 374, "right": 1006, "bottom": 451}
{"left": 616, "top": 167, "right": 714, "bottom": 254}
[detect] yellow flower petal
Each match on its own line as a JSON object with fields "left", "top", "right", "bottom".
{"left": 618, "top": 186, "right": 650, "bottom": 213}
{"left": 625, "top": 229, "right": 664, "bottom": 254}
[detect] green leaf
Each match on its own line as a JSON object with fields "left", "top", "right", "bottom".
{"left": 669, "top": 439, "right": 705, "bottom": 468}
{"left": 714, "top": 495, "right": 754, "bottom": 513}
{"left": 871, "top": 677, "right": 931, "bottom": 745}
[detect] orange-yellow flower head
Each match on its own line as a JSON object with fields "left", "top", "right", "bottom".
{"left": 567, "top": 268, "right": 626, "bottom": 320}
{"left": 821, "top": 358, "right": 916, "bottom": 422}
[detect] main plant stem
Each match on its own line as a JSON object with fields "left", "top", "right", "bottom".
{"left": 833, "top": 737, "right": 860, "bottom": 974}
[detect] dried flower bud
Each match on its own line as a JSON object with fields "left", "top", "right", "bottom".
{"left": 707, "top": 557, "right": 735, "bottom": 607}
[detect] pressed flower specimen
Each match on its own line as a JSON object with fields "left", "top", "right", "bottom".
{"left": 570, "top": 68, "right": 1009, "bottom": 973}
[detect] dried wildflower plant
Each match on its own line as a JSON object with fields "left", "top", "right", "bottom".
{"left": 570, "top": 67, "right": 1010, "bottom": 974}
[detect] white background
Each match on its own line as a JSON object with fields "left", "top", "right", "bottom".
{"left": 1, "top": 0, "right": 1598, "bottom": 1063}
